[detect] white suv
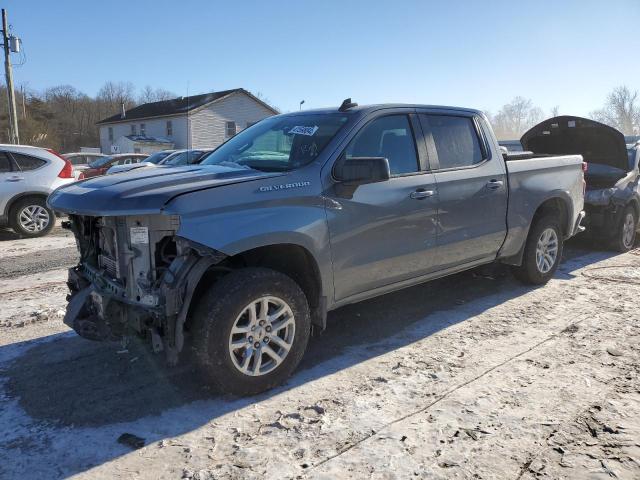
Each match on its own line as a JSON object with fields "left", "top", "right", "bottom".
{"left": 0, "top": 145, "right": 75, "bottom": 237}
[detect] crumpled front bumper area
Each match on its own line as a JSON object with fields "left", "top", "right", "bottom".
{"left": 64, "top": 266, "right": 133, "bottom": 342}
{"left": 63, "top": 286, "right": 114, "bottom": 341}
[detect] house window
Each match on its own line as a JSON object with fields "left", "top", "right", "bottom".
{"left": 226, "top": 121, "right": 237, "bottom": 138}
{"left": 140, "top": 123, "right": 146, "bottom": 136}
{"left": 108, "top": 127, "right": 113, "bottom": 142}
{"left": 166, "top": 121, "right": 173, "bottom": 136}
{"left": 131, "top": 124, "right": 136, "bottom": 135}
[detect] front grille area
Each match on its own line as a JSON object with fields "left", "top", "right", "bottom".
{"left": 98, "top": 253, "right": 119, "bottom": 278}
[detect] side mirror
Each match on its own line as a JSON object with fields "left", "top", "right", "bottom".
{"left": 333, "top": 156, "right": 391, "bottom": 185}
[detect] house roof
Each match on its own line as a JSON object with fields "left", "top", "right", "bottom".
{"left": 97, "top": 88, "right": 278, "bottom": 125}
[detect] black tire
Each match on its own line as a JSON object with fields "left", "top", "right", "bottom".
{"left": 190, "top": 267, "right": 311, "bottom": 395}
{"left": 612, "top": 205, "right": 637, "bottom": 253}
{"left": 512, "top": 215, "right": 564, "bottom": 285}
{"left": 9, "top": 196, "right": 56, "bottom": 238}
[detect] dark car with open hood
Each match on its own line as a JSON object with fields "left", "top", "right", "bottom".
{"left": 522, "top": 116, "right": 639, "bottom": 251}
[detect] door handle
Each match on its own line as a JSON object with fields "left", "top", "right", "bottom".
{"left": 410, "top": 189, "right": 435, "bottom": 200}
{"left": 6, "top": 176, "right": 24, "bottom": 182}
{"left": 486, "top": 179, "right": 504, "bottom": 190}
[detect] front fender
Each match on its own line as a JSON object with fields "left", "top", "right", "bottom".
{"left": 170, "top": 199, "right": 334, "bottom": 304}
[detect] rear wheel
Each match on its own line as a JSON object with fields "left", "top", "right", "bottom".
{"left": 190, "top": 267, "right": 311, "bottom": 395}
{"left": 9, "top": 197, "right": 55, "bottom": 238}
{"left": 613, "top": 205, "right": 637, "bottom": 252}
{"left": 512, "top": 215, "right": 563, "bottom": 285}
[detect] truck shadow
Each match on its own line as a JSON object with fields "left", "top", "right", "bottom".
{"left": 0, "top": 246, "right": 624, "bottom": 478}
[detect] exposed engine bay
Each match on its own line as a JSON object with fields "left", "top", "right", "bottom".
{"left": 63, "top": 214, "right": 226, "bottom": 363}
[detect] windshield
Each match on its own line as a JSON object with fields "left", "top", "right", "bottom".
{"left": 163, "top": 150, "right": 206, "bottom": 166}
{"left": 88, "top": 156, "right": 114, "bottom": 168}
{"left": 199, "top": 114, "right": 349, "bottom": 172}
{"left": 145, "top": 150, "right": 174, "bottom": 164}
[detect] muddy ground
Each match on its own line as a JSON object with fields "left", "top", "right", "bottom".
{"left": 0, "top": 224, "right": 639, "bottom": 479}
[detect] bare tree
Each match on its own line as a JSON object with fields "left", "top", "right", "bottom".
{"left": 590, "top": 85, "right": 640, "bottom": 134}
{"left": 138, "top": 85, "right": 176, "bottom": 104}
{"left": 489, "top": 97, "right": 544, "bottom": 139}
{"left": 550, "top": 105, "right": 560, "bottom": 117}
{"left": 96, "top": 81, "right": 137, "bottom": 119}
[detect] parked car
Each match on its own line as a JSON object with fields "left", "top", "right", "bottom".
{"left": 498, "top": 140, "right": 524, "bottom": 152}
{"left": 0, "top": 145, "right": 75, "bottom": 237}
{"left": 521, "top": 116, "right": 640, "bottom": 251}
{"left": 79, "top": 153, "right": 149, "bottom": 179}
{"left": 161, "top": 149, "right": 212, "bottom": 166}
{"left": 50, "top": 102, "right": 585, "bottom": 394}
{"left": 106, "top": 150, "right": 176, "bottom": 175}
{"left": 62, "top": 152, "right": 107, "bottom": 179}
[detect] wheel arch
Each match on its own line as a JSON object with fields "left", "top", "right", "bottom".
{"left": 183, "top": 242, "right": 327, "bottom": 335}
{"left": 4, "top": 191, "right": 50, "bottom": 218}
{"left": 500, "top": 195, "right": 571, "bottom": 266}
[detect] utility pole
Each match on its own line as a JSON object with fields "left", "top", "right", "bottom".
{"left": 2, "top": 9, "right": 19, "bottom": 144}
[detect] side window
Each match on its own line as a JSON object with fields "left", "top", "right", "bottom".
{"left": 345, "top": 115, "right": 419, "bottom": 176}
{"left": 12, "top": 153, "right": 46, "bottom": 171}
{"left": 0, "top": 152, "right": 12, "bottom": 173}
{"left": 108, "top": 127, "right": 114, "bottom": 142}
{"left": 422, "top": 115, "right": 484, "bottom": 169}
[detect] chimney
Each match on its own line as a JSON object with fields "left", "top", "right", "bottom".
{"left": 120, "top": 103, "right": 126, "bottom": 119}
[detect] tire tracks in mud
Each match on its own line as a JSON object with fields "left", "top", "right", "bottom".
{"left": 0, "top": 247, "right": 78, "bottom": 278}
{"left": 307, "top": 318, "right": 587, "bottom": 474}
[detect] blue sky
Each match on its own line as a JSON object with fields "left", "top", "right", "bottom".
{"left": 6, "top": 0, "right": 640, "bottom": 115}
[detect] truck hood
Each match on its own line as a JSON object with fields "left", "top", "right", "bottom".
{"left": 49, "top": 165, "right": 283, "bottom": 216}
{"left": 520, "top": 116, "right": 629, "bottom": 171}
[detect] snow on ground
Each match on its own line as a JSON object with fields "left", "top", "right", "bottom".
{"left": 0, "top": 233, "right": 638, "bottom": 480}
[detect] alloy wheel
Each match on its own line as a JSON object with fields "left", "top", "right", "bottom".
{"left": 622, "top": 212, "right": 636, "bottom": 249}
{"left": 228, "top": 296, "right": 296, "bottom": 377}
{"left": 18, "top": 205, "right": 50, "bottom": 233}
{"left": 535, "top": 227, "right": 558, "bottom": 274}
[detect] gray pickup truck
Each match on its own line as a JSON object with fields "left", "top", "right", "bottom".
{"left": 49, "top": 101, "right": 585, "bottom": 394}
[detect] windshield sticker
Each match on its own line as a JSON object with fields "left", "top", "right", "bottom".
{"left": 289, "top": 126, "right": 319, "bottom": 136}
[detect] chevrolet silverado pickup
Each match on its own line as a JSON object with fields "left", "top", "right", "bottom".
{"left": 49, "top": 101, "right": 586, "bottom": 394}
{"left": 521, "top": 116, "right": 640, "bottom": 251}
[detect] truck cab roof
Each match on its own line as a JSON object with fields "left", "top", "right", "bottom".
{"left": 285, "top": 103, "right": 484, "bottom": 116}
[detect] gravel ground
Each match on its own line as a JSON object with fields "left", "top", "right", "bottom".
{"left": 0, "top": 231, "right": 638, "bottom": 479}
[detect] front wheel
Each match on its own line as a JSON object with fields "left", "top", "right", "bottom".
{"left": 190, "top": 267, "right": 311, "bottom": 395}
{"left": 512, "top": 215, "right": 564, "bottom": 285}
{"left": 613, "top": 205, "right": 637, "bottom": 252}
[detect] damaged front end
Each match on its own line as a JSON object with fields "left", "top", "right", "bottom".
{"left": 63, "top": 214, "right": 226, "bottom": 364}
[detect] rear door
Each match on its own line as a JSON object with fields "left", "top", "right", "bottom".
{"left": 418, "top": 113, "right": 508, "bottom": 269}
{"left": 0, "top": 151, "right": 21, "bottom": 218}
{"left": 326, "top": 111, "right": 440, "bottom": 301}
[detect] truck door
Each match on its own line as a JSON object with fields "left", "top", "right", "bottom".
{"left": 326, "top": 113, "right": 439, "bottom": 301}
{"left": 418, "top": 114, "right": 508, "bottom": 269}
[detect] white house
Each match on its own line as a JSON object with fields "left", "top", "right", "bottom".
{"left": 97, "top": 88, "right": 278, "bottom": 154}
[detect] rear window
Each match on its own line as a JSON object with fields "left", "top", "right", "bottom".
{"left": 12, "top": 153, "right": 47, "bottom": 171}
{"left": 0, "top": 152, "right": 12, "bottom": 173}
{"left": 421, "top": 115, "right": 485, "bottom": 169}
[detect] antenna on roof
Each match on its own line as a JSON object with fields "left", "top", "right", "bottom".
{"left": 338, "top": 98, "right": 358, "bottom": 112}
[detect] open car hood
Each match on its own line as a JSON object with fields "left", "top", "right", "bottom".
{"left": 520, "top": 116, "right": 629, "bottom": 171}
